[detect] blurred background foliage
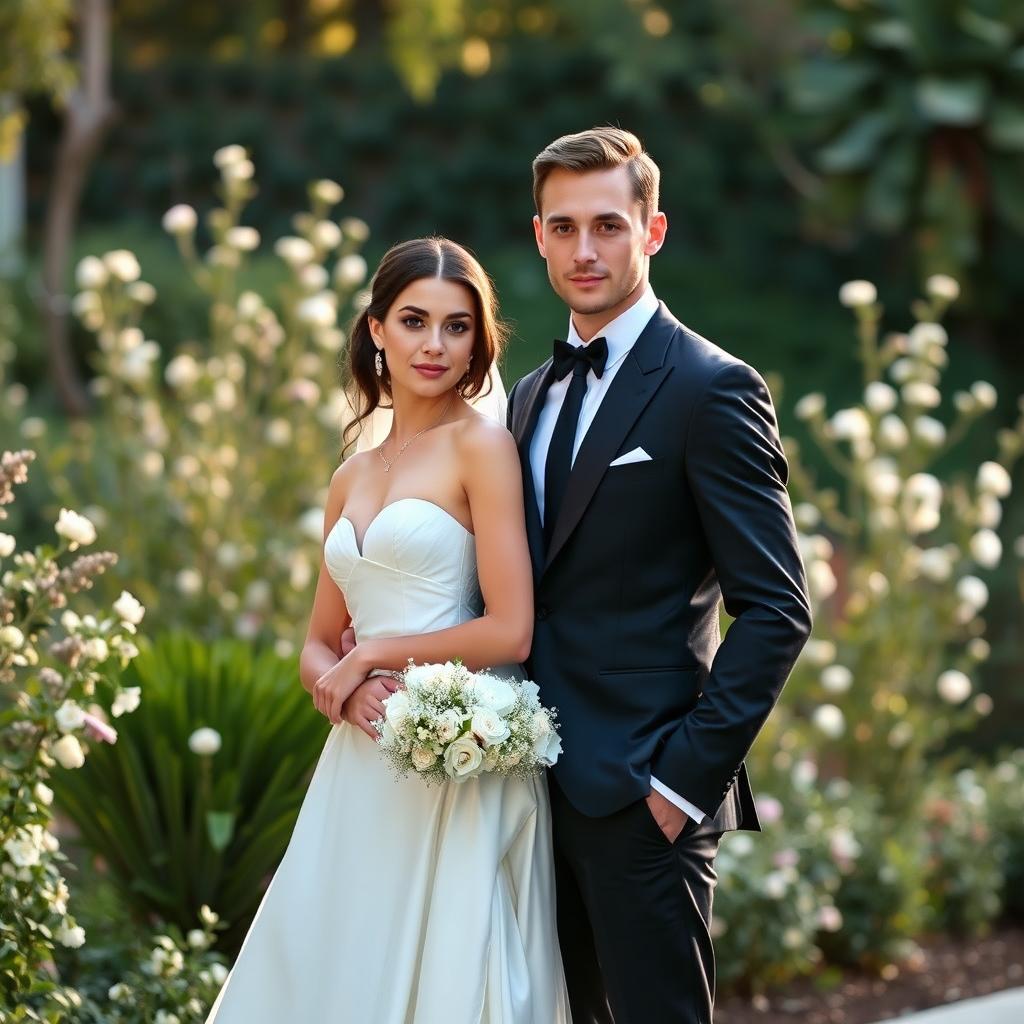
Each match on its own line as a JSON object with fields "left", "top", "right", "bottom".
{"left": 3, "top": 0, "right": 1024, "bottom": 1009}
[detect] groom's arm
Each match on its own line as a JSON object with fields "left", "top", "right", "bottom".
{"left": 651, "top": 361, "right": 812, "bottom": 819}
{"left": 506, "top": 378, "right": 522, "bottom": 433}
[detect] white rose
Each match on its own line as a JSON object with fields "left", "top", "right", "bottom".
{"left": 838, "top": 280, "right": 877, "bottom": 308}
{"left": 761, "top": 871, "right": 789, "bottom": 899}
{"left": 806, "top": 560, "right": 837, "bottom": 602}
{"left": 111, "top": 686, "right": 142, "bottom": 718}
{"left": 213, "top": 144, "right": 247, "bottom": 168}
{"left": 113, "top": 590, "right": 145, "bottom": 625}
{"left": 817, "top": 905, "right": 844, "bottom": 932}
{"left": 411, "top": 746, "right": 437, "bottom": 771}
{"left": 226, "top": 226, "right": 260, "bottom": 251}
{"left": 956, "top": 575, "right": 989, "bottom": 611}
{"left": 532, "top": 712, "right": 562, "bottom": 766}
{"left": 162, "top": 204, "right": 198, "bottom": 235}
{"left": 820, "top": 665, "right": 853, "bottom": 694}
{"left": 55, "top": 701, "right": 86, "bottom": 733}
{"left": 976, "top": 494, "right": 1001, "bottom": 528}
{"left": 470, "top": 708, "right": 511, "bottom": 748}
{"left": 827, "top": 408, "right": 870, "bottom": 441}
{"left": 165, "top": 353, "right": 201, "bottom": 390}
{"left": 812, "top": 704, "right": 845, "bottom": 738}
{"left": 274, "top": 236, "right": 315, "bottom": 267}
{"left": 918, "top": 547, "right": 953, "bottom": 582}
{"left": 908, "top": 322, "right": 947, "bottom": 351}
{"left": 864, "top": 381, "right": 897, "bottom": 414}
{"left": 210, "top": 962, "right": 228, "bottom": 984}
{"left": 384, "top": 690, "right": 412, "bottom": 728}
{"left": 902, "top": 381, "right": 941, "bottom": 408}
{"left": 926, "top": 274, "right": 959, "bottom": 302}
{"left": 341, "top": 216, "right": 369, "bottom": 241}
{"left": 83, "top": 637, "right": 109, "bottom": 661}
{"left": 75, "top": 255, "right": 108, "bottom": 289}
{"left": 56, "top": 923, "right": 86, "bottom": 948}
{"left": 297, "top": 293, "right": 337, "bottom": 328}
{"left": 188, "top": 727, "right": 222, "bottom": 755}
{"left": 312, "top": 220, "right": 342, "bottom": 250}
{"left": 877, "top": 414, "right": 909, "bottom": 450}
{"left": 970, "top": 529, "right": 1002, "bottom": 569}
{"left": 3, "top": 834, "right": 40, "bottom": 867}
{"left": 35, "top": 782, "right": 54, "bottom": 806}
{"left": 937, "top": 670, "right": 971, "bottom": 704}
{"left": 311, "top": 179, "right": 344, "bottom": 206}
{"left": 53, "top": 734, "right": 86, "bottom": 769}
{"left": 55, "top": 507, "right": 97, "bottom": 547}
{"left": 443, "top": 735, "right": 485, "bottom": 779}
{"left": 470, "top": 674, "right": 517, "bottom": 715}
{"left": 0, "top": 625, "right": 24, "bottom": 649}
{"left": 108, "top": 982, "right": 132, "bottom": 1002}
{"left": 103, "top": 249, "right": 141, "bottom": 283}
{"left": 187, "top": 929, "right": 209, "bottom": 949}
{"left": 971, "top": 381, "right": 997, "bottom": 410}
{"left": 334, "top": 254, "right": 368, "bottom": 289}
{"left": 912, "top": 416, "right": 946, "bottom": 447}
{"left": 977, "top": 461, "right": 1011, "bottom": 498}
{"left": 435, "top": 708, "right": 465, "bottom": 744}
{"left": 0, "top": 532, "right": 14, "bottom": 557}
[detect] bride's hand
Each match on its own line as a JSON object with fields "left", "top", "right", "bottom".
{"left": 342, "top": 675, "right": 400, "bottom": 740}
{"left": 313, "top": 650, "right": 373, "bottom": 724}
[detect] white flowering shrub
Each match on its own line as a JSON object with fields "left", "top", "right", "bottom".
{"left": 759, "top": 276, "right": 1024, "bottom": 813}
{"left": 34, "top": 146, "right": 369, "bottom": 651}
{"left": 0, "top": 450, "right": 145, "bottom": 1019}
{"left": 77, "top": 907, "right": 228, "bottom": 1024}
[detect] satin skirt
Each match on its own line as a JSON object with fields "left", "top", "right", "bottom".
{"left": 206, "top": 722, "right": 570, "bottom": 1023}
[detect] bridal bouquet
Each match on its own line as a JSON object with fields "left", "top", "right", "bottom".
{"left": 376, "top": 661, "right": 561, "bottom": 784}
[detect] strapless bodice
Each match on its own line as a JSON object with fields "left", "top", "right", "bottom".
{"left": 324, "top": 497, "right": 482, "bottom": 641}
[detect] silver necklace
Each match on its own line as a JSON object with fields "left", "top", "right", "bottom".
{"left": 377, "top": 395, "right": 455, "bottom": 473}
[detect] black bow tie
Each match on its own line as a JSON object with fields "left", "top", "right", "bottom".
{"left": 552, "top": 336, "right": 608, "bottom": 382}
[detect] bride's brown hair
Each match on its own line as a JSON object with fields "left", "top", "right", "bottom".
{"left": 343, "top": 237, "right": 508, "bottom": 455}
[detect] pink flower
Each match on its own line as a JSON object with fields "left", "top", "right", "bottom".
{"left": 82, "top": 711, "right": 118, "bottom": 744}
{"left": 756, "top": 795, "right": 784, "bottom": 826}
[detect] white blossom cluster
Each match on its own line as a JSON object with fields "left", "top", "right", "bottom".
{"left": 377, "top": 661, "right": 561, "bottom": 784}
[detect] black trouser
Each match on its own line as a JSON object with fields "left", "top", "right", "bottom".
{"left": 549, "top": 777, "right": 722, "bottom": 1024}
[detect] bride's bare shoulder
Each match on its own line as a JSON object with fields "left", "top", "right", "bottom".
{"left": 453, "top": 411, "right": 517, "bottom": 457}
{"left": 327, "top": 450, "right": 375, "bottom": 508}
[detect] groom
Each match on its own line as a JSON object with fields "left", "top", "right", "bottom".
{"left": 507, "top": 127, "right": 812, "bottom": 1023}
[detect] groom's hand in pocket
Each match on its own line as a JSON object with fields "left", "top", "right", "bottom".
{"left": 645, "top": 789, "right": 688, "bottom": 843}
{"left": 342, "top": 677, "right": 399, "bottom": 740}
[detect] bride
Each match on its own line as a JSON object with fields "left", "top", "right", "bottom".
{"left": 206, "top": 237, "right": 570, "bottom": 1023}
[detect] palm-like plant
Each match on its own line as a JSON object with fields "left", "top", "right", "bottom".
{"left": 54, "top": 631, "right": 328, "bottom": 951}
{"left": 785, "top": 0, "right": 1024, "bottom": 282}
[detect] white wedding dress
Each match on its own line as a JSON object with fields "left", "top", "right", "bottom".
{"left": 206, "top": 497, "right": 570, "bottom": 1023}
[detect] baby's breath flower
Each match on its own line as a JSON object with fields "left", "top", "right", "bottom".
{"left": 225, "top": 226, "right": 260, "bottom": 251}
{"left": 188, "top": 726, "right": 222, "bottom": 755}
{"left": 334, "top": 254, "right": 368, "bottom": 289}
{"left": 52, "top": 734, "right": 85, "bottom": 769}
{"left": 926, "top": 274, "right": 960, "bottom": 302}
{"left": 937, "top": 670, "right": 971, "bottom": 704}
{"left": 274, "top": 236, "right": 316, "bottom": 267}
{"left": 311, "top": 179, "right": 344, "bottom": 206}
{"left": 75, "top": 255, "right": 108, "bottom": 289}
{"left": 103, "top": 249, "right": 141, "bottom": 283}
{"left": 977, "top": 461, "right": 1011, "bottom": 498}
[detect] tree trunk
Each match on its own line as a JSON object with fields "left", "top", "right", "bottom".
{"left": 41, "top": 0, "right": 116, "bottom": 417}
{"left": 0, "top": 94, "right": 25, "bottom": 278}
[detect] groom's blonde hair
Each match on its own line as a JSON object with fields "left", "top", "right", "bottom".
{"left": 532, "top": 127, "right": 660, "bottom": 222}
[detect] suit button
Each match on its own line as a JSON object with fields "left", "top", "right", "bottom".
{"left": 537, "top": 604, "right": 549, "bottom": 620}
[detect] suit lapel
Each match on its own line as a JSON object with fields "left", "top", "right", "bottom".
{"left": 544, "top": 306, "right": 677, "bottom": 570}
{"left": 513, "top": 360, "right": 556, "bottom": 579}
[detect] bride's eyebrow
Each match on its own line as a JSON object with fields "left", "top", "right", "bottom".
{"left": 397, "top": 305, "right": 473, "bottom": 321}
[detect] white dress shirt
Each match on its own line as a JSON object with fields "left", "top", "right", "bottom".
{"left": 528, "top": 285, "right": 705, "bottom": 825}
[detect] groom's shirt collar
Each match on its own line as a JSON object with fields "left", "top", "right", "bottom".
{"left": 564, "top": 284, "right": 659, "bottom": 372}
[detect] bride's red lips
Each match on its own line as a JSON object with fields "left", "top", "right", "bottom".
{"left": 413, "top": 364, "right": 448, "bottom": 377}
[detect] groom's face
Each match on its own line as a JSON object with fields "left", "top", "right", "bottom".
{"left": 533, "top": 165, "right": 666, "bottom": 321}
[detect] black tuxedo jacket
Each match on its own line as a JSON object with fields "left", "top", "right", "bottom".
{"left": 508, "top": 303, "right": 812, "bottom": 829}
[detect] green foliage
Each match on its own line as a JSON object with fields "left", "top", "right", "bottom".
{"left": 785, "top": 0, "right": 1024, "bottom": 284}
{"left": 75, "top": 909, "right": 228, "bottom": 1024}
{"left": 0, "top": 0, "right": 74, "bottom": 159}
{"left": 52, "top": 632, "right": 328, "bottom": 951}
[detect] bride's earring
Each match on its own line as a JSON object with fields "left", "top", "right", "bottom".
{"left": 374, "top": 350, "right": 383, "bottom": 377}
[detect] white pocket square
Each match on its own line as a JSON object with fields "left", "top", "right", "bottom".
{"left": 609, "top": 447, "right": 652, "bottom": 467}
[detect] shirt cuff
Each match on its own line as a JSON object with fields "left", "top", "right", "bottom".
{"left": 650, "top": 776, "right": 705, "bottom": 823}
